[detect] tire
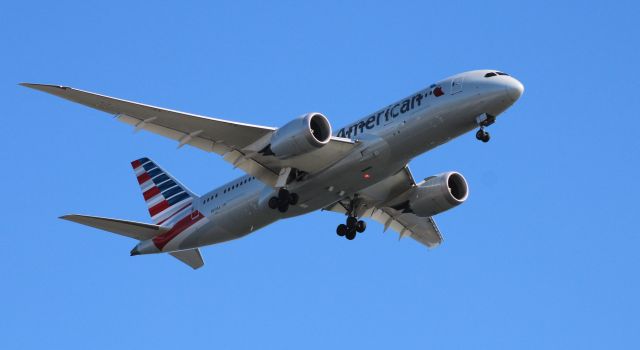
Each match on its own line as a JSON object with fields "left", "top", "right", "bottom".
{"left": 345, "top": 229, "right": 356, "bottom": 240}
{"left": 278, "top": 202, "right": 289, "bottom": 213}
{"left": 337, "top": 224, "right": 347, "bottom": 236}
{"left": 355, "top": 220, "right": 366, "bottom": 233}
{"left": 289, "top": 193, "right": 299, "bottom": 205}
{"left": 476, "top": 129, "right": 485, "bottom": 140}
{"left": 482, "top": 132, "right": 491, "bottom": 143}
{"left": 268, "top": 197, "right": 278, "bottom": 209}
{"left": 346, "top": 216, "right": 357, "bottom": 228}
{"left": 278, "top": 188, "right": 290, "bottom": 200}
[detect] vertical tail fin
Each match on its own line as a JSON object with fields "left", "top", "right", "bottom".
{"left": 131, "top": 157, "right": 197, "bottom": 226}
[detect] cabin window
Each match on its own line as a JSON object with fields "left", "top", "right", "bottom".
{"left": 496, "top": 72, "right": 509, "bottom": 76}
{"left": 484, "top": 72, "right": 497, "bottom": 77}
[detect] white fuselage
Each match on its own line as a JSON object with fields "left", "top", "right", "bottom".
{"left": 162, "top": 70, "right": 523, "bottom": 251}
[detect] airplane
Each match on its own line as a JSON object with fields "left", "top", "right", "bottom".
{"left": 21, "top": 69, "right": 524, "bottom": 269}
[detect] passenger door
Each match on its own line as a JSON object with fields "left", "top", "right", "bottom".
{"left": 450, "top": 77, "right": 464, "bottom": 95}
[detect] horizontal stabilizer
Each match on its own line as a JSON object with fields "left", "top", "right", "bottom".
{"left": 169, "top": 249, "right": 205, "bottom": 269}
{"left": 60, "top": 214, "right": 168, "bottom": 241}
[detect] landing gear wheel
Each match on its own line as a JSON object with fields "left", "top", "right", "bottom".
{"left": 345, "top": 228, "right": 356, "bottom": 240}
{"left": 289, "top": 193, "right": 299, "bottom": 205}
{"left": 355, "top": 220, "right": 366, "bottom": 233}
{"left": 277, "top": 201, "right": 289, "bottom": 213}
{"left": 268, "top": 197, "right": 278, "bottom": 209}
{"left": 278, "top": 188, "right": 290, "bottom": 200}
{"left": 269, "top": 189, "right": 299, "bottom": 212}
{"left": 346, "top": 216, "right": 358, "bottom": 228}
{"left": 476, "top": 129, "right": 490, "bottom": 143}
{"left": 337, "top": 224, "right": 347, "bottom": 237}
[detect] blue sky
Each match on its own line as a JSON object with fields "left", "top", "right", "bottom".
{"left": 2, "top": 1, "right": 639, "bottom": 349}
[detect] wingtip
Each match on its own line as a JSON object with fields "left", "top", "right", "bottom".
{"left": 19, "top": 83, "right": 69, "bottom": 91}
{"left": 19, "top": 82, "right": 46, "bottom": 88}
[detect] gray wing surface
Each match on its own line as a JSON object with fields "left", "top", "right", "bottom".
{"left": 324, "top": 166, "right": 443, "bottom": 248}
{"left": 21, "top": 83, "right": 354, "bottom": 186}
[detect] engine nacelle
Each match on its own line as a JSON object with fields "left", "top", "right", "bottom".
{"left": 409, "top": 172, "right": 469, "bottom": 217}
{"left": 270, "top": 113, "right": 332, "bottom": 159}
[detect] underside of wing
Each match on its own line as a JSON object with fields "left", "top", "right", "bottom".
{"left": 323, "top": 165, "right": 443, "bottom": 248}
{"left": 364, "top": 207, "right": 443, "bottom": 247}
{"left": 324, "top": 202, "right": 443, "bottom": 248}
{"left": 22, "top": 83, "right": 356, "bottom": 186}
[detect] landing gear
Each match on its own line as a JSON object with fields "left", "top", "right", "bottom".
{"left": 334, "top": 195, "right": 366, "bottom": 241}
{"left": 345, "top": 227, "right": 357, "bottom": 240}
{"left": 268, "top": 188, "right": 299, "bottom": 213}
{"left": 336, "top": 215, "right": 366, "bottom": 240}
{"left": 475, "top": 113, "right": 495, "bottom": 143}
{"left": 476, "top": 128, "right": 490, "bottom": 143}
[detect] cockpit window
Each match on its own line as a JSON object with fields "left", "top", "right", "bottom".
{"left": 484, "top": 71, "right": 510, "bottom": 78}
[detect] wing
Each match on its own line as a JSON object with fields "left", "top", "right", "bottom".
{"left": 363, "top": 207, "right": 443, "bottom": 247}
{"left": 324, "top": 166, "right": 443, "bottom": 248}
{"left": 21, "top": 83, "right": 355, "bottom": 186}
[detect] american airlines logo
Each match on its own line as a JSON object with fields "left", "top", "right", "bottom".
{"left": 336, "top": 84, "right": 445, "bottom": 139}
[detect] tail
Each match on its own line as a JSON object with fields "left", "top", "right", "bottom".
{"left": 131, "top": 157, "right": 197, "bottom": 226}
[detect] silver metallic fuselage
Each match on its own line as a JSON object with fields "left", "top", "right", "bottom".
{"left": 177, "top": 70, "right": 524, "bottom": 250}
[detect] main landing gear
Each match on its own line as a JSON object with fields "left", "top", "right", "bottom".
{"left": 336, "top": 216, "right": 366, "bottom": 240}
{"left": 268, "top": 188, "right": 299, "bottom": 213}
{"left": 475, "top": 113, "right": 495, "bottom": 143}
{"left": 335, "top": 197, "right": 367, "bottom": 240}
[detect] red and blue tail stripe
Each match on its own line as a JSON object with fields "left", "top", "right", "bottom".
{"left": 131, "top": 157, "right": 196, "bottom": 226}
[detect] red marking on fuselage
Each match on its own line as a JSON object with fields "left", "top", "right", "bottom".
{"left": 434, "top": 86, "right": 444, "bottom": 97}
{"left": 157, "top": 202, "right": 192, "bottom": 225}
{"left": 153, "top": 211, "right": 204, "bottom": 250}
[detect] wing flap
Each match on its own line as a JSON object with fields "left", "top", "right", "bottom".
{"left": 364, "top": 207, "right": 442, "bottom": 247}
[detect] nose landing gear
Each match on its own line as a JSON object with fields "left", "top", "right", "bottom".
{"left": 476, "top": 128, "right": 490, "bottom": 143}
{"left": 475, "top": 113, "right": 495, "bottom": 143}
{"left": 267, "top": 188, "right": 299, "bottom": 213}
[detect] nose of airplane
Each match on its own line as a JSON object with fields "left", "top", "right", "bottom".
{"left": 505, "top": 78, "right": 524, "bottom": 102}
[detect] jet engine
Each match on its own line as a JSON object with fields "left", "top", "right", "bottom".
{"left": 269, "top": 113, "right": 332, "bottom": 159}
{"left": 409, "top": 172, "right": 469, "bottom": 217}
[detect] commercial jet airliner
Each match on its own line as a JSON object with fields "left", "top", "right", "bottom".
{"left": 22, "top": 69, "right": 523, "bottom": 269}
